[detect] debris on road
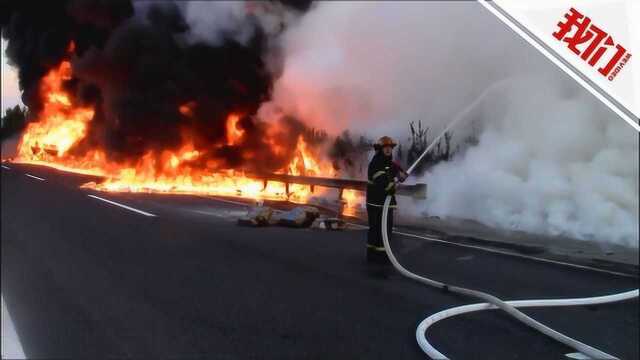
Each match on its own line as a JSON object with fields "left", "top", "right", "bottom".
{"left": 237, "top": 206, "right": 273, "bottom": 226}
{"left": 311, "top": 217, "right": 346, "bottom": 231}
{"left": 237, "top": 205, "right": 321, "bottom": 228}
{"left": 277, "top": 206, "right": 320, "bottom": 228}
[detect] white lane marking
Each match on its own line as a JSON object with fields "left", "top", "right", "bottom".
{"left": 199, "top": 195, "right": 251, "bottom": 207}
{"left": 88, "top": 195, "right": 157, "bottom": 217}
{"left": 2, "top": 296, "right": 26, "bottom": 359}
{"left": 346, "top": 222, "right": 635, "bottom": 278}
{"left": 24, "top": 174, "right": 45, "bottom": 181}
{"left": 180, "top": 196, "right": 635, "bottom": 278}
{"left": 1, "top": 165, "right": 11, "bottom": 170}
{"left": 394, "top": 230, "right": 635, "bottom": 278}
{"left": 565, "top": 353, "right": 590, "bottom": 360}
{"left": 189, "top": 209, "right": 247, "bottom": 218}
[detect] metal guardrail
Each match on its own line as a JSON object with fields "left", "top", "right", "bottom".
{"left": 248, "top": 173, "right": 427, "bottom": 200}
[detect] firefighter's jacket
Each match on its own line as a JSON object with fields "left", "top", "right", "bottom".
{"left": 366, "top": 152, "right": 403, "bottom": 208}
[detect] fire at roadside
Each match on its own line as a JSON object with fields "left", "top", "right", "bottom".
{"left": 1, "top": 0, "right": 363, "bottom": 216}
{"left": 8, "top": 55, "right": 362, "bottom": 215}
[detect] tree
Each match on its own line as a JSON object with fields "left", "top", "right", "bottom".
{"left": 405, "top": 120, "right": 455, "bottom": 175}
{"left": 407, "top": 120, "right": 430, "bottom": 174}
{"left": 1, "top": 105, "right": 28, "bottom": 140}
{"left": 443, "top": 131, "right": 453, "bottom": 161}
{"left": 328, "top": 131, "right": 372, "bottom": 178}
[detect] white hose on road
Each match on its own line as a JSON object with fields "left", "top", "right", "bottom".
{"left": 376, "top": 101, "right": 638, "bottom": 359}
{"left": 415, "top": 289, "right": 639, "bottom": 359}
{"left": 381, "top": 195, "right": 638, "bottom": 359}
{"left": 375, "top": 93, "right": 638, "bottom": 358}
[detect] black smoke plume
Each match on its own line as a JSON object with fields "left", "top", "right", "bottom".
{"left": 1, "top": 0, "right": 314, "bottom": 172}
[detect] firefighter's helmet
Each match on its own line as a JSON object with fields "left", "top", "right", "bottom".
{"left": 374, "top": 136, "right": 397, "bottom": 149}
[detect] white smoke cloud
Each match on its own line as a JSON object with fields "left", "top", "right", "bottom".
{"left": 421, "top": 76, "right": 638, "bottom": 247}
{"left": 264, "top": 1, "right": 639, "bottom": 247}
{"left": 182, "top": 1, "right": 254, "bottom": 45}
{"left": 1, "top": 39, "right": 23, "bottom": 116}
{"left": 181, "top": 1, "right": 302, "bottom": 46}
{"left": 259, "top": 1, "right": 548, "bottom": 137}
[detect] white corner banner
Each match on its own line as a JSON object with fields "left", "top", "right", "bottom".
{"left": 478, "top": 0, "right": 639, "bottom": 131}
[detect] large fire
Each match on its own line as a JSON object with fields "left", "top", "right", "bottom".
{"left": 19, "top": 61, "right": 94, "bottom": 159}
{"left": 12, "top": 60, "right": 362, "bottom": 216}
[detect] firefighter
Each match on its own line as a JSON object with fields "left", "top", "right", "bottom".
{"left": 366, "top": 136, "right": 407, "bottom": 265}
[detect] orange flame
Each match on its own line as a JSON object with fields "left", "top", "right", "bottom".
{"left": 226, "top": 114, "right": 245, "bottom": 146}
{"left": 11, "top": 60, "right": 364, "bottom": 216}
{"left": 179, "top": 101, "right": 196, "bottom": 117}
{"left": 18, "top": 61, "right": 94, "bottom": 158}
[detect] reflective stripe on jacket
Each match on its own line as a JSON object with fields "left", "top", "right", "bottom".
{"left": 365, "top": 152, "right": 401, "bottom": 207}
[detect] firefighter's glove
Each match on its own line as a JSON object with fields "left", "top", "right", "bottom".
{"left": 385, "top": 180, "right": 397, "bottom": 195}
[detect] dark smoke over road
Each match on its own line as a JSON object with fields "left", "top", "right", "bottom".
{"left": 1, "top": 0, "right": 313, "bottom": 172}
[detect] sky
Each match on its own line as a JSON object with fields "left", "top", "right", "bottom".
{"left": 1, "top": 38, "right": 23, "bottom": 116}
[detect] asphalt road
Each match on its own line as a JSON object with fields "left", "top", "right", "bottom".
{"left": 2, "top": 163, "right": 638, "bottom": 359}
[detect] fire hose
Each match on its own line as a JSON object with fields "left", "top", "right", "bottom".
{"left": 380, "top": 119, "right": 639, "bottom": 359}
